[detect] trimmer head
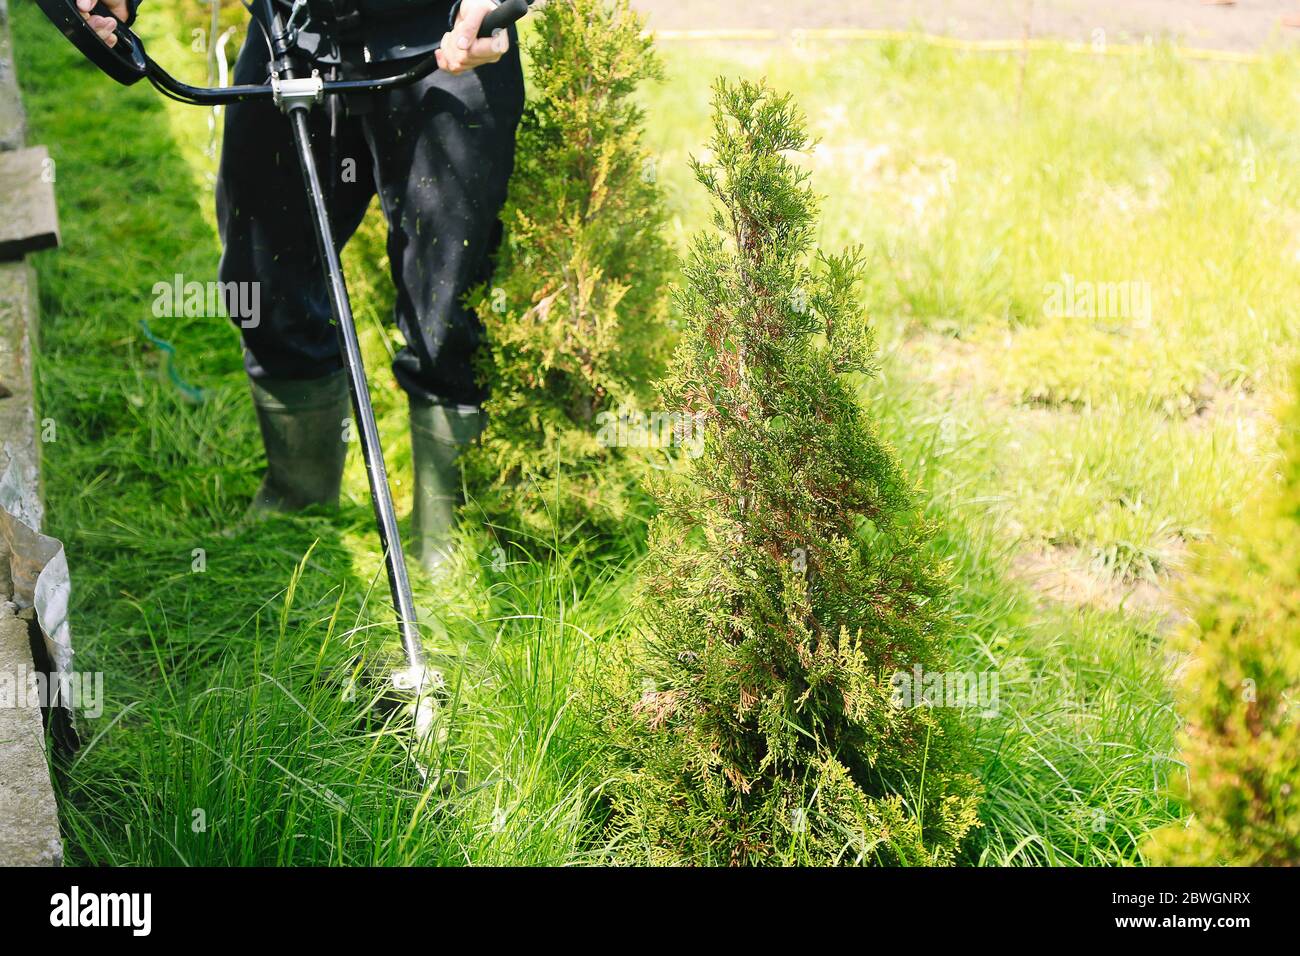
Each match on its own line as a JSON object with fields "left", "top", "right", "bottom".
{"left": 391, "top": 665, "right": 447, "bottom": 746}
{"left": 34, "top": 0, "right": 149, "bottom": 85}
{"left": 364, "top": 663, "right": 449, "bottom": 780}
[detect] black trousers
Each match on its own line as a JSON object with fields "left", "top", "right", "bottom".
{"left": 216, "top": 29, "right": 525, "bottom": 407}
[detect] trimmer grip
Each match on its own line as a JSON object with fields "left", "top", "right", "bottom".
{"left": 89, "top": 2, "right": 141, "bottom": 61}
{"left": 33, "top": 0, "right": 148, "bottom": 86}
{"left": 91, "top": 0, "right": 133, "bottom": 27}
{"left": 478, "top": 0, "right": 529, "bottom": 38}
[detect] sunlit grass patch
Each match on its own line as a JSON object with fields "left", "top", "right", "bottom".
{"left": 18, "top": 7, "right": 1295, "bottom": 864}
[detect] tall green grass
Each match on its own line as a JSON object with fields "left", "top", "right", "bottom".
{"left": 58, "top": 537, "right": 633, "bottom": 865}
{"left": 19, "top": 2, "right": 1289, "bottom": 864}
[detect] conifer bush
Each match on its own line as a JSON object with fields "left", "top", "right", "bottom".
{"left": 465, "top": 0, "right": 672, "bottom": 542}
{"left": 600, "top": 80, "right": 980, "bottom": 865}
{"left": 1146, "top": 391, "right": 1300, "bottom": 865}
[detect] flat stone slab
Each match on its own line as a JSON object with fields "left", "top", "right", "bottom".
{"left": 0, "top": 606, "right": 62, "bottom": 866}
{"left": 0, "top": 259, "right": 41, "bottom": 526}
{"left": 0, "top": 146, "right": 60, "bottom": 261}
{"left": 0, "top": 0, "right": 25, "bottom": 152}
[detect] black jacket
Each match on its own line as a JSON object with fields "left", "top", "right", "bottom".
{"left": 351, "top": 0, "right": 457, "bottom": 61}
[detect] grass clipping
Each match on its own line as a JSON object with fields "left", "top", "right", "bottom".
{"left": 599, "top": 80, "right": 980, "bottom": 865}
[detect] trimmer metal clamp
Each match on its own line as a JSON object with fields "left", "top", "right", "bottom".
{"left": 271, "top": 71, "right": 325, "bottom": 112}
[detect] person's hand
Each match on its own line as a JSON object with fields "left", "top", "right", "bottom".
{"left": 437, "top": 0, "right": 510, "bottom": 75}
{"left": 75, "top": 0, "right": 128, "bottom": 48}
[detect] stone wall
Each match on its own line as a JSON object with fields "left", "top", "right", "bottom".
{"left": 0, "top": 0, "right": 64, "bottom": 867}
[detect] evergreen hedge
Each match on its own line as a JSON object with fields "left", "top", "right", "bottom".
{"left": 466, "top": 0, "right": 672, "bottom": 545}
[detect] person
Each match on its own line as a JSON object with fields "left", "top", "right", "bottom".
{"left": 76, "top": 0, "right": 527, "bottom": 576}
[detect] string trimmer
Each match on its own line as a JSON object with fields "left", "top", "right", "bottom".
{"left": 34, "top": 0, "right": 530, "bottom": 745}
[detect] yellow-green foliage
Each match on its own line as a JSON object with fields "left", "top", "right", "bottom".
{"left": 465, "top": 0, "right": 672, "bottom": 544}
{"left": 989, "top": 318, "right": 1212, "bottom": 417}
{"left": 1146, "top": 389, "right": 1300, "bottom": 865}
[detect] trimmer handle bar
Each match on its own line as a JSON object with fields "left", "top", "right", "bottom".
{"left": 34, "top": 0, "right": 530, "bottom": 103}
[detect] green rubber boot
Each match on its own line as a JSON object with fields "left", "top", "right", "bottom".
{"left": 409, "top": 397, "right": 485, "bottom": 576}
{"left": 248, "top": 372, "right": 351, "bottom": 516}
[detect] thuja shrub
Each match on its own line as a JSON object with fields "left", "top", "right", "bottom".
{"left": 599, "top": 80, "right": 980, "bottom": 865}
{"left": 465, "top": 0, "right": 672, "bottom": 543}
{"left": 1145, "top": 391, "right": 1300, "bottom": 865}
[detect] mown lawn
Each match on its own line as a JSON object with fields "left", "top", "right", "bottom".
{"left": 15, "top": 0, "right": 1298, "bottom": 864}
